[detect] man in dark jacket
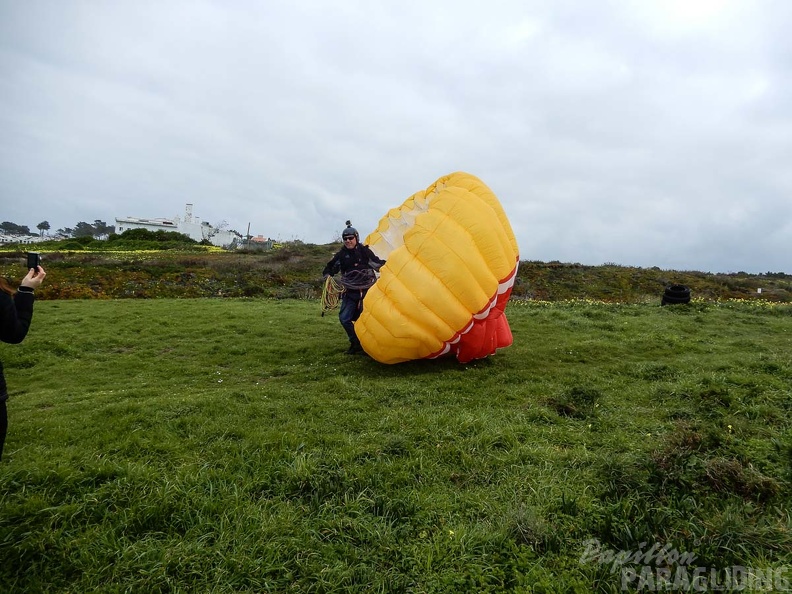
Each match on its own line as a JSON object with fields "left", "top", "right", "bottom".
{"left": 322, "top": 222, "right": 386, "bottom": 354}
{"left": 1, "top": 264, "right": 46, "bottom": 461}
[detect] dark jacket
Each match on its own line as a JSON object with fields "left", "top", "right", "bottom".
{"left": 1, "top": 289, "right": 34, "bottom": 401}
{"left": 322, "top": 244, "right": 386, "bottom": 277}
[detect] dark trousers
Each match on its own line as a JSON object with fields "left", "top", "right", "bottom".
{"left": 339, "top": 291, "right": 365, "bottom": 346}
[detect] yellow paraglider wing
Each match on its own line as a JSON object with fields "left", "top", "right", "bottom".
{"left": 357, "top": 172, "right": 519, "bottom": 364}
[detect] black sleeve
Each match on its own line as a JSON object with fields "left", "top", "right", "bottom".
{"left": 363, "top": 246, "right": 386, "bottom": 269}
{"left": 322, "top": 251, "right": 342, "bottom": 276}
{"left": 0, "top": 291, "right": 34, "bottom": 345}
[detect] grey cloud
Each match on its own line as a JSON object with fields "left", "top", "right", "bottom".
{"left": 1, "top": 0, "right": 790, "bottom": 272}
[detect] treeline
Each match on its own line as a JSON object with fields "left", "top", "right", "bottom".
{"left": 1, "top": 220, "right": 114, "bottom": 238}
{"left": 1, "top": 221, "right": 204, "bottom": 249}
{"left": 31, "top": 228, "right": 200, "bottom": 251}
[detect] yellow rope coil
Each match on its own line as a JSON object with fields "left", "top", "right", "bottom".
{"left": 321, "top": 275, "right": 346, "bottom": 315}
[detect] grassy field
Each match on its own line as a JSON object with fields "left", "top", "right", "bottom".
{"left": 1, "top": 298, "right": 790, "bottom": 593}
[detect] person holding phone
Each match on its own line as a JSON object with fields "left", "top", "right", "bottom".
{"left": 1, "top": 262, "right": 46, "bottom": 461}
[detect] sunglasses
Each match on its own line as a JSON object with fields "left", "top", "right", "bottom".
{"left": 343, "top": 236, "right": 356, "bottom": 241}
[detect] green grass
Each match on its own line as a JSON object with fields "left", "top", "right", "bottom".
{"left": 1, "top": 299, "right": 791, "bottom": 593}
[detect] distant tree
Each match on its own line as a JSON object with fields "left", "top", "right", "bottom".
{"left": 0, "top": 221, "right": 31, "bottom": 235}
{"left": 73, "top": 222, "right": 95, "bottom": 238}
{"left": 57, "top": 227, "right": 74, "bottom": 237}
{"left": 36, "top": 221, "right": 51, "bottom": 236}
{"left": 59, "top": 220, "right": 116, "bottom": 239}
{"left": 93, "top": 220, "right": 115, "bottom": 237}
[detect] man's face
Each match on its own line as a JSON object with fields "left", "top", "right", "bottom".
{"left": 343, "top": 235, "right": 357, "bottom": 248}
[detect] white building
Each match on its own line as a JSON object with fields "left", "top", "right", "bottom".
{"left": 0, "top": 234, "right": 48, "bottom": 244}
{"left": 115, "top": 204, "right": 241, "bottom": 248}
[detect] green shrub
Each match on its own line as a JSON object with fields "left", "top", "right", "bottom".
{"left": 110, "top": 228, "right": 197, "bottom": 244}
{"left": 59, "top": 241, "right": 84, "bottom": 250}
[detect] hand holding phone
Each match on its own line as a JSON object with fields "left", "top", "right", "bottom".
{"left": 27, "top": 252, "right": 41, "bottom": 273}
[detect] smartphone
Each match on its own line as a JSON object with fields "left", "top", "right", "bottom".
{"left": 26, "top": 252, "right": 41, "bottom": 271}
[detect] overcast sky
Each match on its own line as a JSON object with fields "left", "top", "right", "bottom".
{"left": 2, "top": 1, "right": 791, "bottom": 273}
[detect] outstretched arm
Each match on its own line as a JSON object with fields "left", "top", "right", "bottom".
{"left": 322, "top": 253, "right": 341, "bottom": 277}
{"left": 363, "top": 246, "right": 386, "bottom": 270}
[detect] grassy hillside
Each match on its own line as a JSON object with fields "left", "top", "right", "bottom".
{"left": 1, "top": 241, "right": 791, "bottom": 302}
{"left": 1, "top": 298, "right": 790, "bottom": 592}
{"left": 515, "top": 260, "right": 792, "bottom": 303}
